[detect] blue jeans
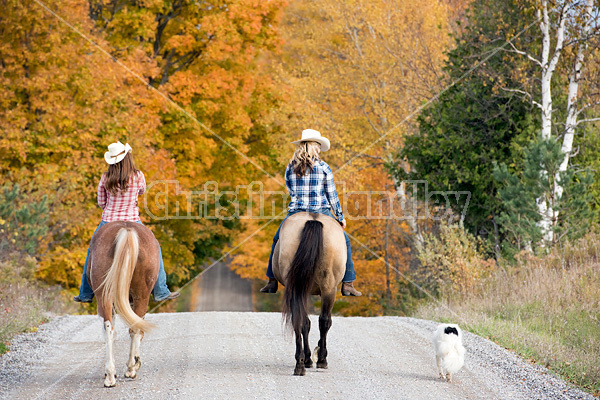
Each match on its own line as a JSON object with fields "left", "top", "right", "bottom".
{"left": 77, "top": 220, "right": 171, "bottom": 301}
{"left": 266, "top": 208, "right": 356, "bottom": 282}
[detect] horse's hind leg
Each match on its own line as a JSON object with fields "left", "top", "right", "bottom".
{"left": 125, "top": 295, "right": 149, "bottom": 378}
{"left": 293, "top": 326, "right": 305, "bottom": 376}
{"left": 316, "top": 292, "right": 335, "bottom": 369}
{"left": 98, "top": 297, "right": 117, "bottom": 387}
{"left": 302, "top": 317, "right": 313, "bottom": 368}
{"left": 125, "top": 328, "right": 143, "bottom": 378}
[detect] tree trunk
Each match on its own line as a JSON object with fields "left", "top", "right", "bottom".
{"left": 385, "top": 213, "right": 391, "bottom": 301}
{"left": 556, "top": 0, "right": 594, "bottom": 200}
{"left": 393, "top": 177, "right": 424, "bottom": 251}
{"left": 536, "top": 1, "right": 566, "bottom": 244}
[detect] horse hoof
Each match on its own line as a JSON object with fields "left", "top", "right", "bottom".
{"left": 293, "top": 366, "right": 306, "bottom": 376}
{"left": 304, "top": 359, "right": 313, "bottom": 368}
{"left": 104, "top": 377, "right": 117, "bottom": 387}
{"left": 124, "top": 370, "right": 137, "bottom": 379}
{"left": 317, "top": 361, "right": 328, "bottom": 369}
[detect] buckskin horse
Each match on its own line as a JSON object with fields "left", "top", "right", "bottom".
{"left": 272, "top": 212, "right": 346, "bottom": 376}
{"left": 88, "top": 221, "right": 159, "bottom": 387}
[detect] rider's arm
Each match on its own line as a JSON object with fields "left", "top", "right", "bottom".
{"left": 98, "top": 173, "right": 107, "bottom": 210}
{"left": 285, "top": 163, "right": 293, "bottom": 195}
{"left": 323, "top": 163, "right": 344, "bottom": 222}
{"left": 137, "top": 171, "right": 146, "bottom": 195}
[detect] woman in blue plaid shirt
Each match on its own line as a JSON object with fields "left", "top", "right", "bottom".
{"left": 260, "top": 129, "right": 361, "bottom": 296}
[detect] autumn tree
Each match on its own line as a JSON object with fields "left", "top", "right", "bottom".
{"left": 232, "top": 0, "right": 469, "bottom": 315}
{"left": 86, "top": 0, "right": 287, "bottom": 284}
{"left": 0, "top": 0, "right": 173, "bottom": 287}
{"left": 0, "top": 0, "right": 287, "bottom": 291}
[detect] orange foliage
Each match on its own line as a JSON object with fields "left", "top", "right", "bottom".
{"left": 0, "top": 0, "right": 171, "bottom": 286}
{"left": 231, "top": 0, "right": 467, "bottom": 315}
{"left": 2, "top": 0, "right": 472, "bottom": 317}
{"left": 1, "top": 0, "right": 286, "bottom": 289}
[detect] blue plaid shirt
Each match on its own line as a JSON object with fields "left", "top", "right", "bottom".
{"left": 286, "top": 160, "right": 344, "bottom": 221}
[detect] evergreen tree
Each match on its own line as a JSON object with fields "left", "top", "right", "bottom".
{"left": 0, "top": 184, "right": 49, "bottom": 259}
{"left": 493, "top": 136, "right": 594, "bottom": 253}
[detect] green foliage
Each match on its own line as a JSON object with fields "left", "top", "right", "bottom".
{"left": 558, "top": 168, "right": 595, "bottom": 244}
{"left": 576, "top": 122, "right": 600, "bottom": 212}
{"left": 0, "top": 183, "right": 49, "bottom": 259}
{"left": 387, "top": 0, "right": 539, "bottom": 245}
{"left": 493, "top": 136, "right": 594, "bottom": 252}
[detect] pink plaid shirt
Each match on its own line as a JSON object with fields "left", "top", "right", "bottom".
{"left": 98, "top": 171, "right": 146, "bottom": 222}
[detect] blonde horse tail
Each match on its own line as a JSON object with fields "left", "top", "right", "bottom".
{"left": 100, "top": 227, "right": 154, "bottom": 333}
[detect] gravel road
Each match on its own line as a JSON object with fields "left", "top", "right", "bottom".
{"left": 0, "top": 312, "right": 593, "bottom": 400}
{"left": 194, "top": 262, "right": 253, "bottom": 312}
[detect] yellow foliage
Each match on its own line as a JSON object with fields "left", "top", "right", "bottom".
{"left": 231, "top": 0, "right": 468, "bottom": 315}
{"left": 416, "top": 222, "right": 496, "bottom": 295}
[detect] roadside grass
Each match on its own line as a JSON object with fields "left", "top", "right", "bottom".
{"left": 0, "top": 257, "right": 72, "bottom": 355}
{"left": 416, "top": 233, "right": 600, "bottom": 396}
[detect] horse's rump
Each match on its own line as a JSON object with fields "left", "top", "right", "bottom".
{"left": 274, "top": 212, "right": 346, "bottom": 288}
{"left": 89, "top": 221, "right": 160, "bottom": 332}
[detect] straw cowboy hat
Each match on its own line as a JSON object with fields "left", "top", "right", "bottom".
{"left": 104, "top": 141, "right": 132, "bottom": 165}
{"left": 292, "top": 129, "right": 330, "bottom": 152}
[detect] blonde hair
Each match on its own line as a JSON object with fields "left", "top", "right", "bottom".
{"left": 290, "top": 141, "right": 321, "bottom": 176}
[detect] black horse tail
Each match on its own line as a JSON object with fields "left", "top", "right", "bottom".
{"left": 283, "top": 220, "right": 323, "bottom": 333}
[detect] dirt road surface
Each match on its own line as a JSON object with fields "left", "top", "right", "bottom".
{"left": 0, "top": 312, "right": 593, "bottom": 400}
{"left": 194, "top": 262, "right": 253, "bottom": 312}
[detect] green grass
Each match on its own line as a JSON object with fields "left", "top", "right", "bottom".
{"left": 416, "top": 234, "right": 600, "bottom": 397}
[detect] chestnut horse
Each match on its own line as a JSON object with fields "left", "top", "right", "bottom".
{"left": 88, "top": 221, "right": 160, "bottom": 387}
{"left": 272, "top": 212, "right": 346, "bottom": 376}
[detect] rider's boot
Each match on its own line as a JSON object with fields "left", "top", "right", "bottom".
{"left": 341, "top": 281, "right": 362, "bottom": 297}
{"left": 73, "top": 296, "right": 93, "bottom": 303}
{"left": 260, "top": 278, "right": 278, "bottom": 293}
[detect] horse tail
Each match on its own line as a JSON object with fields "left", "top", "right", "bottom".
{"left": 283, "top": 220, "right": 323, "bottom": 333}
{"left": 99, "top": 227, "right": 154, "bottom": 332}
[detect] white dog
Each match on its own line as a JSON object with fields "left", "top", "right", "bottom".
{"left": 432, "top": 323, "right": 465, "bottom": 382}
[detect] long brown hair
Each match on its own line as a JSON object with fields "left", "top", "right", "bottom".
{"left": 290, "top": 141, "right": 321, "bottom": 176}
{"left": 104, "top": 152, "right": 140, "bottom": 195}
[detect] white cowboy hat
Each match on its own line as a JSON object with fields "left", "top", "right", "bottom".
{"left": 291, "top": 129, "right": 330, "bottom": 152}
{"left": 104, "top": 141, "right": 132, "bottom": 165}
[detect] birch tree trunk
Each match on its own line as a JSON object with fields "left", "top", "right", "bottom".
{"left": 556, "top": 0, "right": 595, "bottom": 200}
{"left": 536, "top": 1, "right": 567, "bottom": 244}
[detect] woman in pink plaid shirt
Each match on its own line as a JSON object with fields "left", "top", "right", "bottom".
{"left": 73, "top": 141, "right": 179, "bottom": 303}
